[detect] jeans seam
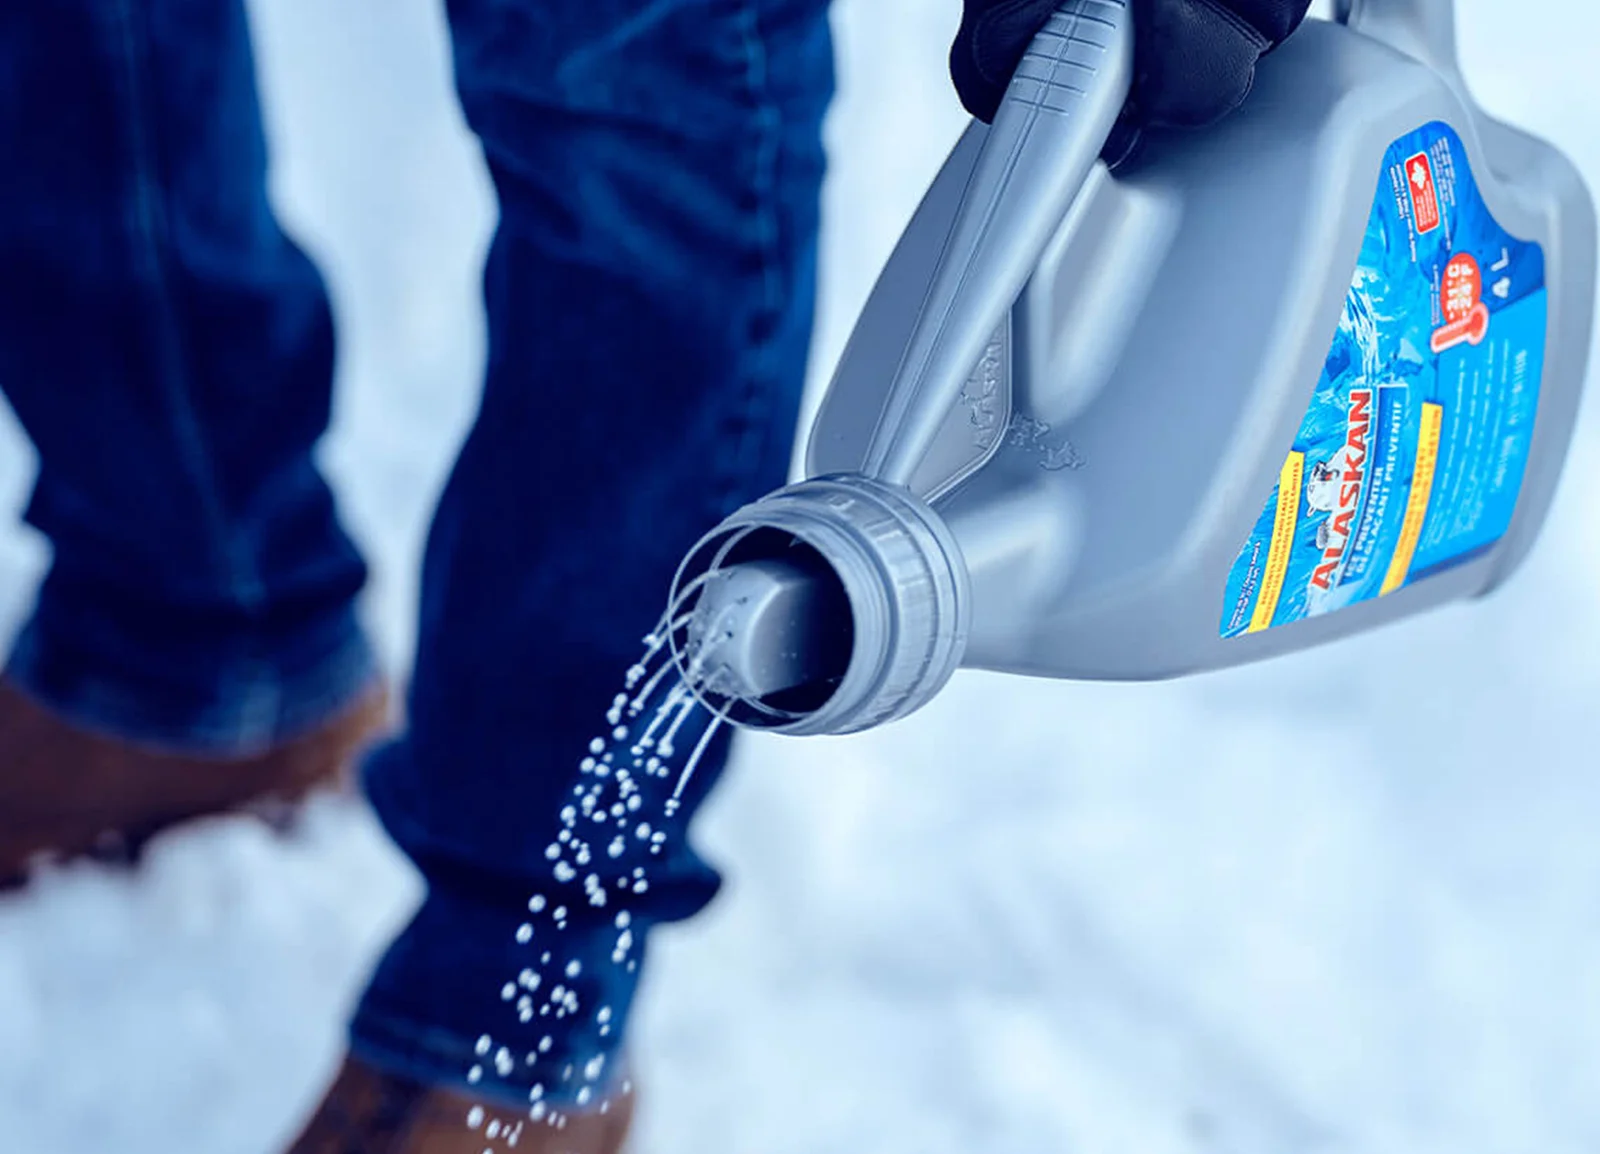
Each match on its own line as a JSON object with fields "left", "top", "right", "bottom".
{"left": 710, "top": 0, "right": 787, "bottom": 518}
{"left": 106, "top": 0, "right": 279, "bottom": 740}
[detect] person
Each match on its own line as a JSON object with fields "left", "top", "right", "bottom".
{"left": 0, "top": 0, "right": 1310, "bottom": 1150}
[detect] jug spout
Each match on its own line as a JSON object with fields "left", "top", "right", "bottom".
{"left": 667, "top": 475, "right": 970, "bottom": 736}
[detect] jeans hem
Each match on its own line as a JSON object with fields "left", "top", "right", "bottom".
{"left": 348, "top": 1006, "right": 622, "bottom": 1113}
{"left": 2, "top": 614, "right": 380, "bottom": 756}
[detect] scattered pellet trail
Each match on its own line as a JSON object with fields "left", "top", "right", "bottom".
{"left": 464, "top": 596, "right": 739, "bottom": 1140}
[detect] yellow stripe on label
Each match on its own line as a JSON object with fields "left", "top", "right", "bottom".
{"left": 1382, "top": 401, "right": 1445, "bottom": 596}
{"left": 1249, "top": 452, "right": 1305, "bottom": 634}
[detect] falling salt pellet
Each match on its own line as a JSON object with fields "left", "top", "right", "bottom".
{"left": 632, "top": 879, "right": 649, "bottom": 894}
{"left": 541, "top": 951, "right": 552, "bottom": 964}
{"left": 516, "top": 923, "right": 534, "bottom": 944}
{"left": 580, "top": 757, "right": 596, "bottom": 773}
{"left": 538, "top": 1035, "right": 553, "bottom": 1053}
{"left": 560, "top": 806, "right": 577, "bottom": 825}
{"left": 553, "top": 862, "right": 576, "bottom": 882}
{"left": 585, "top": 1055, "right": 606, "bottom": 1080}
{"left": 487, "top": 1119, "right": 502, "bottom": 1139}
{"left": 612, "top": 725, "right": 628, "bottom": 740}
{"left": 617, "top": 930, "right": 634, "bottom": 952}
{"left": 607, "top": 837, "right": 625, "bottom": 858}
{"left": 528, "top": 895, "right": 547, "bottom": 913}
{"left": 576, "top": 1087, "right": 593, "bottom": 1107}
{"left": 467, "top": 1105, "right": 485, "bottom": 1129}
{"left": 520, "top": 968, "right": 540, "bottom": 989}
{"left": 588, "top": 738, "right": 605, "bottom": 754}
{"left": 544, "top": 844, "right": 561, "bottom": 861}
{"left": 529, "top": 1083, "right": 544, "bottom": 1101}
{"left": 588, "top": 889, "right": 608, "bottom": 908}
{"left": 651, "top": 832, "right": 666, "bottom": 845}
{"left": 626, "top": 795, "right": 642, "bottom": 812}
{"left": 496, "top": 1047, "right": 515, "bottom": 1076}
{"left": 553, "top": 905, "right": 568, "bottom": 921}
{"left": 476, "top": 1035, "right": 493, "bottom": 1057}
{"left": 565, "top": 959, "right": 582, "bottom": 978}
{"left": 467, "top": 1064, "right": 483, "bottom": 1084}
{"left": 597, "top": 1005, "right": 613, "bottom": 1023}
{"left": 615, "top": 912, "right": 631, "bottom": 929}
{"left": 501, "top": 982, "right": 517, "bottom": 1001}
{"left": 529, "top": 1102, "right": 548, "bottom": 1122}
{"left": 634, "top": 823, "right": 651, "bottom": 840}
{"left": 575, "top": 848, "right": 592, "bottom": 866}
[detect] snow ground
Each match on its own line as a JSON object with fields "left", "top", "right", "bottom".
{"left": 3, "top": 2, "right": 1600, "bottom": 1152}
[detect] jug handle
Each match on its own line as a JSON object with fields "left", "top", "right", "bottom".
{"left": 861, "top": 0, "right": 1133, "bottom": 486}
{"left": 1335, "top": 0, "right": 1461, "bottom": 81}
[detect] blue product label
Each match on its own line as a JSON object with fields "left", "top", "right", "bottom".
{"left": 1221, "top": 121, "right": 1548, "bottom": 639}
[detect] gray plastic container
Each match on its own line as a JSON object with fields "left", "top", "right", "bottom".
{"left": 669, "top": 0, "right": 1596, "bottom": 735}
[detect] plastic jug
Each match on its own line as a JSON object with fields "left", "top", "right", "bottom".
{"left": 665, "top": 0, "right": 1596, "bottom": 737}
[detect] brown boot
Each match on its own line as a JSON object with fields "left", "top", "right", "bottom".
{"left": 0, "top": 677, "right": 390, "bottom": 885}
{"left": 286, "top": 1054, "right": 635, "bottom": 1154}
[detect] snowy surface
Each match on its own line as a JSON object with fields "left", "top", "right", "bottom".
{"left": 3, "top": 1, "right": 1600, "bottom": 1151}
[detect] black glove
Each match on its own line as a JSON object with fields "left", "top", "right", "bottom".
{"left": 951, "top": 0, "right": 1313, "bottom": 162}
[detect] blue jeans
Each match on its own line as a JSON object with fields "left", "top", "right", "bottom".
{"left": 0, "top": 0, "right": 833, "bottom": 1109}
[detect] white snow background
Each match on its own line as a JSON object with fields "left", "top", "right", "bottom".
{"left": 2, "top": 2, "right": 1599, "bottom": 1152}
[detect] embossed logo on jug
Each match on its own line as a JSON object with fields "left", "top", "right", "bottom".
{"left": 957, "top": 327, "right": 1083, "bottom": 471}
{"left": 960, "top": 330, "right": 1007, "bottom": 451}
{"left": 1007, "top": 414, "right": 1085, "bottom": 472}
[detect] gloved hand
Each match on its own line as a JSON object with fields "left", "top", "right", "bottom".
{"left": 951, "top": 0, "right": 1314, "bottom": 163}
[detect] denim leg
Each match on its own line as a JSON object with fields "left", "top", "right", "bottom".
{"left": 352, "top": 0, "right": 834, "bottom": 1108}
{"left": 0, "top": 1, "right": 376, "bottom": 753}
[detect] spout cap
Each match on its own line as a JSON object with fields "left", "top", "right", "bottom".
{"left": 668, "top": 475, "right": 971, "bottom": 736}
